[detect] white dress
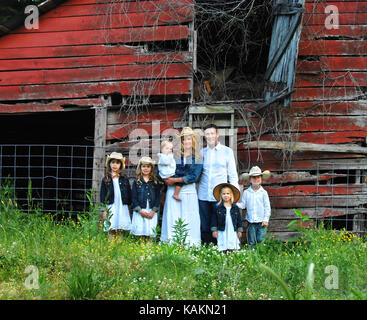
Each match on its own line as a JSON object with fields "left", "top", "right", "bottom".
{"left": 217, "top": 206, "right": 240, "bottom": 251}
{"left": 161, "top": 183, "right": 201, "bottom": 246}
{"left": 103, "top": 177, "right": 132, "bottom": 232}
{"left": 130, "top": 200, "right": 158, "bottom": 237}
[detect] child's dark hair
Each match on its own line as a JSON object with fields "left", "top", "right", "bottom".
{"left": 203, "top": 123, "right": 218, "bottom": 132}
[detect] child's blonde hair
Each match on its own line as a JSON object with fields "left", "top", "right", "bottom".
{"left": 161, "top": 140, "right": 173, "bottom": 151}
{"left": 218, "top": 186, "right": 234, "bottom": 205}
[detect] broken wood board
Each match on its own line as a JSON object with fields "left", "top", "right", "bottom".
{"left": 243, "top": 140, "right": 367, "bottom": 155}
{"left": 271, "top": 207, "right": 367, "bottom": 219}
{"left": 239, "top": 171, "right": 346, "bottom": 185}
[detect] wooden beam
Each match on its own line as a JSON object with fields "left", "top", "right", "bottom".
{"left": 92, "top": 96, "right": 109, "bottom": 203}
{"left": 244, "top": 140, "right": 367, "bottom": 155}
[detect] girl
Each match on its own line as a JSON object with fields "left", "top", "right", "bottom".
{"left": 211, "top": 183, "right": 243, "bottom": 252}
{"left": 100, "top": 152, "right": 132, "bottom": 240}
{"left": 130, "top": 156, "right": 161, "bottom": 239}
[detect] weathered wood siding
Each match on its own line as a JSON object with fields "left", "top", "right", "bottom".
{"left": 0, "top": 0, "right": 193, "bottom": 112}
{"left": 242, "top": 0, "right": 367, "bottom": 240}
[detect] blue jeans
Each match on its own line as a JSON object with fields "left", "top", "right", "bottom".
{"left": 247, "top": 222, "right": 267, "bottom": 247}
{"left": 198, "top": 200, "right": 217, "bottom": 245}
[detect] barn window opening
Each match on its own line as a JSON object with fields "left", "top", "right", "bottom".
{"left": 194, "top": 0, "right": 274, "bottom": 103}
{"left": 0, "top": 110, "right": 95, "bottom": 219}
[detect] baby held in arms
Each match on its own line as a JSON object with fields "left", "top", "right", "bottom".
{"left": 158, "top": 140, "right": 182, "bottom": 201}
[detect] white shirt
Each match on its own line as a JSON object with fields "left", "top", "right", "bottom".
{"left": 198, "top": 142, "right": 239, "bottom": 201}
{"left": 158, "top": 152, "right": 176, "bottom": 179}
{"left": 237, "top": 185, "right": 271, "bottom": 223}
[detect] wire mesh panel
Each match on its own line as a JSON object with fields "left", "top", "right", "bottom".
{"left": 0, "top": 144, "right": 104, "bottom": 218}
{"left": 315, "top": 162, "right": 367, "bottom": 236}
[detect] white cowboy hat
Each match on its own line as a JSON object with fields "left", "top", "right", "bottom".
{"left": 106, "top": 152, "right": 126, "bottom": 170}
{"left": 240, "top": 166, "right": 271, "bottom": 181}
{"left": 136, "top": 156, "right": 156, "bottom": 174}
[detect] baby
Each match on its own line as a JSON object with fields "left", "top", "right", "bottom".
{"left": 158, "top": 140, "right": 182, "bottom": 201}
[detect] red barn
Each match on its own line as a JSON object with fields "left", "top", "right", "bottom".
{"left": 0, "top": 0, "right": 366, "bottom": 239}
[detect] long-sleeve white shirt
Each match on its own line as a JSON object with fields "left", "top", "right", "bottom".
{"left": 157, "top": 152, "right": 176, "bottom": 179}
{"left": 198, "top": 142, "right": 239, "bottom": 202}
{"left": 237, "top": 185, "right": 271, "bottom": 223}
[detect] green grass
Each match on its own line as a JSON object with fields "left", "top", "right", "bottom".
{"left": 0, "top": 198, "right": 366, "bottom": 300}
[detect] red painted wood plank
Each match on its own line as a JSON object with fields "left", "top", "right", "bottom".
{"left": 0, "top": 79, "right": 191, "bottom": 101}
{"left": 107, "top": 121, "right": 175, "bottom": 140}
{"left": 0, "top": 25, "right": 190, "bottom": 49}
{"left": 293, "top": 87, "right": 364, "bottom": 100}
{"left": 266, "top": 185, "right": 363, "bottom": 197}
{"left": 45, "top": 0, "right": 193, "bottom": 18}
{"left": 13, "top": 10, "right": 193, "bottom": 34}
{"left": 236, "top": 115, "right": 367, "bottom": 133}
{"left": 62, "top": 0, "right": 194, "bottom": 7}
{"left": 0, "top": 98, "right": 104, "bottom": 113}
{"left": 301, "top": 25, "right": 367, "bottom": 41}
{"left": 298, "top": 40, "right": 367, "bottom": 55}
{"left": 107, "top": 108, "right": 184, "bottom": 125}
{"left": 0, "top": 53, "right": 190, "bottom": 72}
{"left": 303, "top": 12, "right": 367, "bottom": 25}
{"left": 239, "top": 131, "right": 367, "bottom": 144}
{"left": 304, "top": 2, "right": 367, "bottom": 14}
{"left": 237, "top": 149, "right": 365, "bottom": 165}
{"left": 0, "top": 44, "right": 144, "bottom": 60}
{"left": 290, "top": 100, "right": 367, "bottom": 116}
{"left": 0, "top": 63, "right": 192, "bottom": 86}
{"left": 270, "top": 195, "right": 367, "bottom": 209}
{"left": 296, "top": 57, "right": 367, "bottom": 73}
{"left": 295, "top": 72, "right": 367, "bottom": 87}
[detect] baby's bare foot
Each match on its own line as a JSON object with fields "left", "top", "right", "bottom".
{"left": 172, "top": 194, "right": 182, "bottom": 201}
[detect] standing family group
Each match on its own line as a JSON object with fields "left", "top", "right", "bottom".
{"left": 100, "top": 124, "right": 272, "bottom": 251}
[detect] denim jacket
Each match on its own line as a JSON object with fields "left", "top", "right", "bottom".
{"left": 175, "top": 155, "right": 203, "bottom": 184}
{"left": 131, "top": 177, "right": 161, "bottom": 213}
{"left": 100, "top": 174, "right": 132, "bottom": 206}
{"left": 211, "top": 203, "right": 243, "bottom": 232}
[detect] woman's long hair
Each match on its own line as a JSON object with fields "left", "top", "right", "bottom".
{"left": 179, "top": 132, "right": 202, "bottom": 161}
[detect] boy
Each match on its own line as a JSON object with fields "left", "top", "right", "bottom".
{"left": 237, "top": 166, "right": 271, "bottom": 248}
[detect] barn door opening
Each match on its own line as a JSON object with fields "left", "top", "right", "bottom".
{"left": 0, "top": 110, "right": 95, "bottom": 218}
{"left": 259, "top": 0, "right": 305, "bottom": 111}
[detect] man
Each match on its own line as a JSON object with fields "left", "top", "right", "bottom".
{"left": 198, "top": 124, "right": 239, "bottom": 245}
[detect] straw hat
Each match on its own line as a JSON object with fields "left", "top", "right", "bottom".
{"left": 176, "top": 126, "right": 200, "bottom": 138}
{"left": 106, "top": 152, "right": 125, "bottom": 170}
{"left": 213, "top": 183, "right": 241, "bottom": 203}
{"left": 136, "top": 156, "right": 156, "bottom": 174}
{"left": 240, "top": 166, "right": 271, "bottom": 181}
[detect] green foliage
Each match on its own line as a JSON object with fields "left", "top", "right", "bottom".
{"left": 0, "top": 188, "right": 366, "bottom": 300}
{"left": 65, "top": 265, "right": 113, "bottom": 300}
{"left": 171, "top": 218, "right": 189, "bottom": 247}
{"left": 0, "top": 0, "right": 44, "bottom": 24}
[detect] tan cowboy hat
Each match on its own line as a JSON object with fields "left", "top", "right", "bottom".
{"left": 176, "top": 127, "right": 200, "bottom": 138}
{"left": 136, "top": 156, "right": 156, "bottom": 174}
{"left": 240, "top": 166, "right": 271, "bottom": 181}
{"left": 106, "top": 152, "right": 126, "bottom": 170}
{"left": 213, "top": 183, "right": 241, "bottom": 203}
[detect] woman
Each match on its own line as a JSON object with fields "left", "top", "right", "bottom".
{"left": 160, "top": 127, "right": 203, "bottom": 246}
